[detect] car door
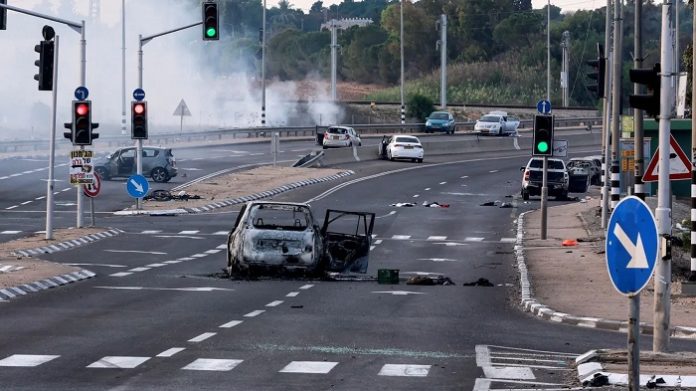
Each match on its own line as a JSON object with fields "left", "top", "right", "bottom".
{"left": 351, "top": 128, "right": 361, "bottom": 145}
{"left": 320, "top": 210, "right": 375, "bottom": 273}
{"left": 117, "top": 148, "right": 136, "bottom": 176}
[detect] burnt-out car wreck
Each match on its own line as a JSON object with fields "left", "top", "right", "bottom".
{"left": 226, "top": 201, "right": 375, "bottom": 277}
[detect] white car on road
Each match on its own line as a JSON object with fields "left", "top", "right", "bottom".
{"left": 322, "top": 126, "right": 361, "bottom": 149}
{"left": 474, "top": 111, "right": 520, "bottom": 136}
{"left": 378, "top": 134, "right": 424, "bottom": 163}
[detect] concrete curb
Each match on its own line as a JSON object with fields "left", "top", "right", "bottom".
{"left": 113, "top": 170, "right": 356, "bottom": 216}
{"left": 0, "top": 270, "right": 96, "bottom": 302}
{"left": 515, "top": 211, "right": 696, "bottom": 340}
{"left": 10, "top": 228, "right": 125, "bottom": 258}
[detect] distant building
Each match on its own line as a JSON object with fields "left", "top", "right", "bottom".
{"left": 320, "top": 18, "right": 373, "bottom": 31}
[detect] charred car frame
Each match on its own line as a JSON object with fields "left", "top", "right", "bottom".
{"left": 226, "top": 201, "right": 375, "bottom": 277}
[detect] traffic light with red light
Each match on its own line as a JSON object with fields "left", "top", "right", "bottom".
{"left": 131, "top": 101, "right": 148, "bottom": 139}
{"left": 202, "top": 1, "right": 219, "bottom": 41}
{"left": 69, "top": 100, "right": 99, "bottom": 145}
{"left": 533, "top": 115, "right": 554, "bottom": 156}
{"left": 629, "top": 63, "right": 661, "bottom": 119}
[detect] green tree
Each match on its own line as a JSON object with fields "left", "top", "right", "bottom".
{"left": 407, "top": 94, "right": 435, "bottom": 121}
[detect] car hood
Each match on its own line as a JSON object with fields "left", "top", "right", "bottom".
{"left": 428, "top": 119, "right": 451, "bottom": 124}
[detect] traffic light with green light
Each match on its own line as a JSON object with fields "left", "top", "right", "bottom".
{"left": 131, "top": 101, "right": 148, "bottom": 139}
{"left": 202, "top": 2, "right": 219, "bottom": 41}
{"left": 533, "top": 115, "right": 554, "bottom": 156}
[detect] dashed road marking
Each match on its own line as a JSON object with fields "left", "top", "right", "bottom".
{"left": 244, "top": 310, "right": 265, "bottom": 318}
{"left": 465, "top": 237, "right": 485, "bottom": 242}
{"left": 0, "top": 354, "right": 59, "bottom": 367}
{"left": 378, "top": 364, "right": 431, "bottom": 377}
{"left": 182, "top": 358, "right": 243, "bottom": 371}
{"left": 266, "top": 300, "right": 283, "bottom": 307}
{"left": 279, "top": 361, "right": 338, "bottom": 374}
{"left": 427, "top": 236, "right": 447, "bottom": 241}
{"left": 299, "top": 284, "right": 314, "bottom": 290}
{"left": 219, "top": 320, "right": 243, "bottom": 329}
{"left": 109, "top": 272, "right": 133, "bottom": 277}
{"left": 392, "top": 235, "right": 411, "bottom": 240}
{"left": 157, "top": 348, "right": 185, "bottom": 357}
{"left": 87, "top": 356, "right": 150, "bottom": 369}
{"left": 178, "top": 230, "right": 199, "bottom": 234}
{"left": 188, "top": 332, "right": 216, "bottom": 343}
{"left": 286, "top": 292, "right": 300, "bottom": 297}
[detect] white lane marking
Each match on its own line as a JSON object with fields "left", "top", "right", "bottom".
{"left": 424, "top": 187, "right": 431, "bottom": 190}
{"left": 21, "top": 170, "right": 33, "bottom": 174}
{"left": 66, "top": 263, "right": 126, "bottom": 268}
{"left": 500, "top": 238, "right": 516, "bottom": 243}
{"left": 0, "top": 176, "right": 8, "bottom": 180}
{"left": 178, "top": 230, "right": 199, "bottom": 234}
{"left": 213, "top": 231, "right": 228, "bottom": 235}
{"left": 370, "top": 245, "right": 376, "bottom": 251}
{"left": 20, "top": 201, "right": 32, "bottom": 205}
{"left": 5, "top": 205, "right": 18, "bottom": 210}
{"left": 461, "top": 175, "right": 469, "bottom": 179}
{"left": 473, "top": 378, "right": 491, "bottom": 391}
{"left": 219, "top": 320, "right": 243, "bottom": 329}
{"left": 286, "top": 292, "right": 300, "bottom": 297}
{"left": 146, "top": 263, "right": 167, "bottom": 268}
{"left": 0, "top": 354, "right": 60, "bottom": 367}
{"left": 482, "top": 366, "right": 535, "bottom": 379}
{"left": 266, "top": 300, "right": 283, "bottom": 307}
{"left": 372, "top": 291, "right": 425, "bottom": 296}
{"left": 374, "top": 240, "right": 383, "bottom": 244}
{"left": 191, "top": 253, "right": 208, "bottom": 258}
{"left": 419, "top": 258, "right": 458, "bottom": 262}
{"left": 279, "top": 361, "right": 338, "bottom": 374}
{"left": 412, "top": 194, "right": 420, "bottom": 198}
{"left": 204, "top": 249, "right": 221, "bottom": 254}
{"left": 35, "top": 196, "right": 46, "bottom": 200}
{"left": 105, "top": 250, "right": 167, "bottom": 255}
{"left": 164, "top": 260, "right": 181, "bottom": 264}
{"left": 188, "top": 332, "right": 217, "bottom": 343}
{"left": 61, "top": 188, "right": 71, "bottom": 192}
{"left": 128, "top": 267, "right": 151, "bottom": 272}
{"left": 299, "top": 284, "right": 314, "bottom": 290}
{"left": 154, "top": 235, "right": 204, "bottom": 240}
{"left": 216, "top": 244, "right": 227, "bottom": 249}
{"left": 178, "top": 257, "right": 195, "bottom": 261}
{"left": 9, "top": 173, "right": 21, "bottom": 177}
{"left": 141, "top": 230, "right": 162, "bottom": 234}
{"left": 94, "top": 286, "right": 234, "bottom": 292}
{"left": 182, "top": 358, "right": 243, "bottom": 371}
{"left": 87, "top": 356, "right": 150, "bottom": 369}
{"left": 109, "top": 272, "right": 133, "bottom": 277}
{"left": 378, "top": 364, "right": 431, "bottom": 377}
{"left": 434, "top": 242, "right": 469, "bottom": 247}
{"left": 465, "top": 237, "right": 485, "bottom": 242}
{"left": 1, "top": 231, "right": 21, "bottom": 234}
{"left": 427, "top": 236, "right": 447, "bottom": 241}
{"left": 439, "top": 181, "right": 447, "bottom": 184}
{"left": 156, "top": 348, "right": 185, "bottom": 357}
{"left": 489, "top": 170, "right": 499, "bottom": 173}
{"left": 392, "top": 235, "right": 411, "bottom": 240}
{"left": 244, "top": 310, "right": 265, "bottom": 317}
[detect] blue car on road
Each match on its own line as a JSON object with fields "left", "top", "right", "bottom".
{"left": 424, "top": 111, "right": 456, "bottom": 134}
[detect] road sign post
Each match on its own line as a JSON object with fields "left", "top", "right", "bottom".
{"left": 606, "top": 196, "right": 658, "bottom": 391}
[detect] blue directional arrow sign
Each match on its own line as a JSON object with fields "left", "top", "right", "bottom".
{"left": 537, "top": 99, "right": 551, "bottom": 114}
{"left": 74, "top": 86, "right": 89, "bottom": 101}
{"left": 126, "top": 174, "right": 149, "bottom": 198}
{"left": 133, "top": 88, "right": 145, "bottom": 102}
{"left": 606, "top": 196, "right": 658, "bottom": 296}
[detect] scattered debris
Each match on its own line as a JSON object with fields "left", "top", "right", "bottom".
{"left": 390, "top": 202, "right": 416, "bottom": 207}
{"left": 462, "top": 278, "right": 494, "bottom": 287}
{"left": 144, "top": 189, "right": 202, "bottom": 202}
{"left": 499, "top": 202, "right": 512, "bottom": 208}
{"left": 646, "top": 376, "right": 666, "bottom": 389}
{"left": 480, "top": 201, "right": 496, "bottom": 206}
{"left": 582, "top": 373, "right": 609, "bottom": 387}
{"left": 577, "top": 237, "right": 601, "bottom": 243}
{"left": 422, "top": 201, "right": 450, "bottom": 208}
{"left": 561, "top": 239, "right": 578, "bottom": 247}
{"left": 406, "top": 275, "right": 455, "bottom": 285}
{"left": 291, "top": 305, "right": 304, "bottom": 309}
{"left": 377, "top": 269, "right": 400, "bottom": 284}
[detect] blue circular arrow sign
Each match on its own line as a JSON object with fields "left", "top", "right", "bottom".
{"left": 74, "top": 86, "right": 89, "bottom": 101}
{"left": 605, "top": 196, "right": 658, "bottom": 296}
{"left": 133, "top": 88, "right": 146, "bottom": 101}
{"left": 536, "top": 99, "right": 551, "bottom": 114}
{"left": 126, "top": 174, "right": 149, "bottom": 198}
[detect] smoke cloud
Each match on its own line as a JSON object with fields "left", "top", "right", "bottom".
{"left": 0, "top": 0, "right": 343, "bottom": 141}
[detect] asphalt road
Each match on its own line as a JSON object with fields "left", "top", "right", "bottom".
{"left": 1, "top": 134, "right": 694, "bottom": 390}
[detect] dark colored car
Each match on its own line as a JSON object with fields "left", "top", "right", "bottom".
{"left": 425, "top": 111, "right": 456, "bottom": 134}
{"left": 94, "top": 146, "right": 177, "bottom": 183}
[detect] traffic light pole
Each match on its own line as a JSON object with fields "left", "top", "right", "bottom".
{"left": 137, "top": 21, "right": 202, "bottom": 210}
{"left": 654, "top": 0, "right": 675, "bottom": 353}
{"left": 77, "top": 20, "right": 86, "bottom": 228}
{"left": 46, "top": 35, "right": 59, "bottom": 240}
{"left": 610, "top": 0, "right": 622, "bottom": 213}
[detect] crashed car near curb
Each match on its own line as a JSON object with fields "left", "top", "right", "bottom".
{"left": 226, "top": 201, "right": 375, "bottom": 276}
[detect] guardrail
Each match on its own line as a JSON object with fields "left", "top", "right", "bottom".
{"left": 0, "top": 117, "right": 602, "bottom": 153}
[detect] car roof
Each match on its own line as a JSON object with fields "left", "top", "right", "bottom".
{"left": 392, "top": 134, "right": 420, "bottom": 140}
{"left": 246, "top": 201, "right": 310, "bottom": 207}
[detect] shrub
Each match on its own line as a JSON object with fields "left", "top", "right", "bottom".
{"left": 407, "top": 94, "right": 435, "bottom": 122}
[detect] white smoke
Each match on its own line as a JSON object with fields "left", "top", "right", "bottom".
{"left": 0, "top": 0, "right": 343, "bottom": 141}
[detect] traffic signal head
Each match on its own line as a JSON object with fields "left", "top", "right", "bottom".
{"left": 629, "top": 63, "right": 661, "bottom": 118}
{"left": 1, "top": 0, "right": 7, "bottom": 30}
{"left": 34, "top": 40, "right": 55, "bottom": 91}
{"left": 586, "top": 57, "right": 605, "bottom": 100}
{"left": 72, "top": 100, "right": 96, "bottom": 145}
{"left": 202, "top": 2, "right": 219, "bottom": 41}
{"left": 131, "top": 101, "right": 148, "bottom": 139}
{"left": 533, "top": 115, "right": 554, "bottom": 156}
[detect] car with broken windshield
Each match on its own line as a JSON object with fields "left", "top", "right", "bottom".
{"left": 226, "top": 201, "right": 375, "bottom": 277}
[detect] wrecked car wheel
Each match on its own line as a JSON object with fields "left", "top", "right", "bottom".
{"left": 151, "top": 167, "right": 169, "bottom": 183}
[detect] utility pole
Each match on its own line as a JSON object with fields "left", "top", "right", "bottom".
{"left": 610, "top": 0, "right": 623, "bottom": 212}
{"left": 437, "top": 14, "right": 447, "bottom": 109}
{"left": 121, "top": 0, "right": 126, "bottom": 136}
{"left": 634, "top": 0, "right": 645, "bottom": 202}
{"left": 691, "top": 0, "right": 696, "bottom": 282}
{"left": 654, "top": 0, "right": 675, "bottom": 353}
{"left": 601, "top": 0, "right": 613, "bottom": 229}
{"left": 400, "top": 0, "right": 405, "bottom": 125}
{"left": 330, "top": 19, "right": 338, "bottom": 101}
{"left": 262, "top": 0, "right": 266, "bottom": 127}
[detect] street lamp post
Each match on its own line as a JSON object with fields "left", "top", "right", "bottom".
{"left": 400, "top": 0, "right": 404, "bottom": 125}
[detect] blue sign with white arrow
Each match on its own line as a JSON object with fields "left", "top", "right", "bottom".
{"left": 74, "top": 86, "right": 89, "bottom": 101}
{"left": 126, "top": 174, "right": 149, "bottom": 198}
{"left": 537, "top": 99, "right": 551, "bottom": 114}
{"left": 606, "top": 196, "right": 658, "bottom": 296}
{"left": 133, "top": 88, "right": 146, "bottom": 101}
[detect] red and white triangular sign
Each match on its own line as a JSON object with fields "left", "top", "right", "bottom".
{"left": 642, "top": 134, "right": 693, "bottom": 182}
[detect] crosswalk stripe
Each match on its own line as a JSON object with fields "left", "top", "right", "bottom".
{"left": 87, "top": 356, "right": 150, "bottom": 369}
{"left": 0, "top": 354, "right": 59, "bottom": 367}
{"left": 157, "top": 348, "right": 185, "bottom": 357}
{"left": 141, "top": 230, "right": 162, "bottom": 234}
{"left": 465, "top": 237, "right": 485, "bottom": 242}
{"left": 427, "top": 236, "right": 447, "bottom": 241}
{"left": 392, "top": 235, "right": 411, "bottom": 240}
{"left": 182, "top": 358, "right": 243, "bottom": 371}
{"left": 279, "top": 361, "right": 338, "bottom": 374}
{"left": 178, "top": 230, "right": 199, "bottom": 234}
{"left": 378, "top": 364, "right": 431, "bottom": 377}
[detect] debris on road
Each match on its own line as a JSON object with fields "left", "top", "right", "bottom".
{"left": 144, "top": 189, "right": 202, "bottom": 202}
{"left": 390, "top": 202, "right": 417, "bottom": 207}
{"left": 406, "top": 274, "right": 455, "bottom": 285}
{"left": 422, "top": 201, "right": 450, "bottom": 208}
{"left": 462, "top": 278, "right": 494, "bottom": 287}
{"left": 561, "top": 239, "right": 578, "bottom": 247}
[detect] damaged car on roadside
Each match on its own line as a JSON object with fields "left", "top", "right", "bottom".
{"left": 226, "top": 201, "right": 375, "bottom": 277}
